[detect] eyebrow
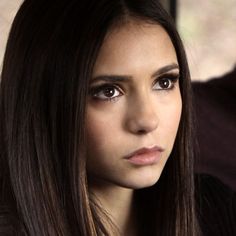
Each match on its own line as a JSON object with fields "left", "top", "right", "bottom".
{"left": 91, "top": 63, "right": 179, "bottom": 83}
{"left": 151, "top": 63, "right": 179, "bottom": 78}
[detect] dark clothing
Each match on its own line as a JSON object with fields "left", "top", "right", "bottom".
{"left": 196, "top": 174, "right": 236, "bottom": 236}
{"left": 193, "top": 67, "right": 236, "bottom": 191}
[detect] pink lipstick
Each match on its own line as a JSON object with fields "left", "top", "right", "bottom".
{"left": 125, "top": 146, "right": 164, "bottom": 166}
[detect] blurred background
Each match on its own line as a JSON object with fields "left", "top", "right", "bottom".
{"left": 1, "top": 0, "right": 236, "bottom": 81}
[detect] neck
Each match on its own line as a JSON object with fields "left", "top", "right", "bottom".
{"left": 89, "top": 180, "right": 138, "bottom": 236}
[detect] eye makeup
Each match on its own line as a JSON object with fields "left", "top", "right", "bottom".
{"left": 152, "top": 72, "right": 180, "bottom": 91}
{"left": 89, "top": 64, "right": 180, "bottom": 102}
{"left": 89, "top": 83, "right": 124, "bottom": 102}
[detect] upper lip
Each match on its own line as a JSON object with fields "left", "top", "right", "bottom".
{"left": 124, "top": 146, "right": 164, "bottom": 159}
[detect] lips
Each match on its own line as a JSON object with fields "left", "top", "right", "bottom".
{"left": 124, "top": 146, "right": 164, "bottom": 166}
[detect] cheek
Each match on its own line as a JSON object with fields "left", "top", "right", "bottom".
{"left": 168, "top": 100, "right": 182, "bottom": 128}
{"left": 85, "top": 107, "right": 120, "bottom": 156}
{"left": 161, "top": 95, "right": 182, "bottom": 144}
{"left": 86, "top": 102, "right": 125, "bottom": 146}
{"left": 85, "top": 110, "right": 122, "bottom": 177}
{"left": 86, "top": 117, "right": 108, "bottom": 171}
{"left": 86, "top": 118, "right": 108, "bottom": 152}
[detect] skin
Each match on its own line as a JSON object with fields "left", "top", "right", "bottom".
{"left": 86, "top": 20, "right": 182, "bottom": 235}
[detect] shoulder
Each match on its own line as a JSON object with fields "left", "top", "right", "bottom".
{"left": 0, "top": 195, "right": 26, "bottom": 236}
{"left": 0, "top": 176, "right": 25, "bottom": 235}
{"left": 196, "top": 174, "right": 235, "bottom": 201}
{"left": 195, "top": 174, "right": 236, "bottom": 236}
{"left": 0, "top": 204, "right": 15, "bottom": 236}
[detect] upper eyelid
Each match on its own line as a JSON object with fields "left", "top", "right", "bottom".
{"left": 91, "top": 66, "right": 180, "bottom": 84}
{"left": 89, "top": 73, "right": 180, "bottom": 90}
{"left": 90, "top": 73, "right": 179, "bottom": 86}
{"left": 90, "top": 83, "right": 123, "bottom": 89}
{"left": 89, "top": 83, "right": 124, "bottom": 95}
{"left": 155, "top": 72, "right": 180, "bottom": 78}
{"left": 89, "top": 84, "right": 123, "bottom": 102}
{"left": 152, "top": 73, "right": 180, "bottom": 83}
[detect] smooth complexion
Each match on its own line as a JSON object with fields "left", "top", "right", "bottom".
{"left": 86, "top": 20, "right": 182, "bottom": 235}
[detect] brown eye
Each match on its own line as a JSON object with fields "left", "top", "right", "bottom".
{"left": 91, "top": 85, "right": 123, "bottom": 101}
{"left": 103, "top": 87, "right": 116, "bottom": 97}
{"left": 158, "top": 78, "right": 171, "bottom": 89}
{"left": 153, "top": 74, "right": 179, "bottom": 91}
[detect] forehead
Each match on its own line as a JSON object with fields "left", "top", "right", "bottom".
{"left": 93, "top": 20, "right": 178, "bottom": 75}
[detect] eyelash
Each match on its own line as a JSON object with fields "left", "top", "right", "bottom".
{"left": 89, "top": 84, "right": 123, "bottom": 102}
{"left": 153, "top": 74, "right": 179, "bottom": 90}
{"left": 89, "top": 74, "right": 179, "bottom": 102}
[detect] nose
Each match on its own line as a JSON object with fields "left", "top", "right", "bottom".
{"left": 125, "top": 94, "right": 158, "bottom": 135}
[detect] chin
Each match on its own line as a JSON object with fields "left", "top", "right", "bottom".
{"left": 119, "top": 170, "right": 162, "bottom": 190}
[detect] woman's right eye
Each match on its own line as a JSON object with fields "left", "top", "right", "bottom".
{"left": 90, "top": 85, "right": 123, "bottom": 101}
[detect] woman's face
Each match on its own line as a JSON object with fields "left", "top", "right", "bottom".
{"left": 86, "top": 21, "right": 182, "bottom": 189}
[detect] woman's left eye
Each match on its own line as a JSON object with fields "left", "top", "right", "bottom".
{"left": 90, "top": 85, "right": 123, "bottom": 101}
{"left": 153, "top": 75, "right": 179, "bottom": 90}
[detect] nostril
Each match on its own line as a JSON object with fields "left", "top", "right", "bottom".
{"left": 137, "top": 129, "right": 148, "bottom": 135}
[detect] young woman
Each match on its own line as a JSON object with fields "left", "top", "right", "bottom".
{"left": 0, "top": 0, "right": 235, "bottom": 235}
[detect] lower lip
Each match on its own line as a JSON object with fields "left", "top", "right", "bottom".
{"left": 126, "top": 151, "right": 161, "bottom": 166}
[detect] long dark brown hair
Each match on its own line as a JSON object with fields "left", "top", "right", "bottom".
{"left": 0, "top": 0, "right": 198, "bottom": 235}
